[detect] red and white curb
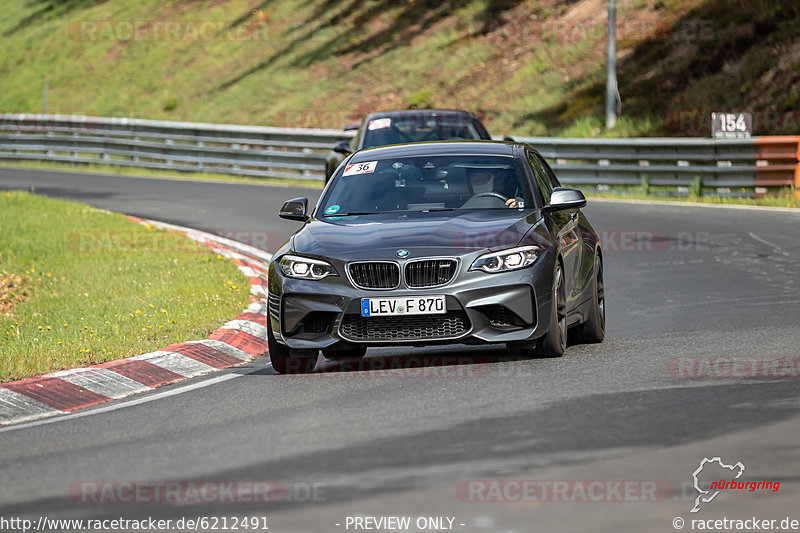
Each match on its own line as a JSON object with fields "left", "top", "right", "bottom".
{"left": 0, "top": 217, "right": 273, "bottom": 427}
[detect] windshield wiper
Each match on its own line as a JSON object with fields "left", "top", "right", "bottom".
{"left": 420, "top": 208, "right": 456, "bottom": 212}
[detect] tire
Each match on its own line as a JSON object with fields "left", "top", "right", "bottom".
{"left": 322, "top": 345, "right": 367, "bottom": 361}
{"left": 538, "top": 262, "right": 567, "bottom": 358}
{"left": 579, "top": 254, "right": 605, "bottom": 343}
{"left": 268, "top": 325, "right": 317, "bottom": 374}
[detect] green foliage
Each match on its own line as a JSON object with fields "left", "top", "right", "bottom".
{"left": 690, "top": 176, "right": 703, "bottom": 197}
{"left": 0, "top": 0, "right": 797, "bottom": 138}
{"left": 0, "top": 191, "right": 250, "bottom": 381}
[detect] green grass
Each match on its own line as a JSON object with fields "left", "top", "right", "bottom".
{"left": 582, "top": 186, "right": 799, "bottom": 209}
{"left": 0, "top": 0, "right": 796, "bottom": 138}
{"left": 0, "top": 190, "right": 252, "bottom": 382}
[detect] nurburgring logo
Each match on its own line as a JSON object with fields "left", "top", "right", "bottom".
{"left": 690, "top": 457, "right": 781, "bottom": 513}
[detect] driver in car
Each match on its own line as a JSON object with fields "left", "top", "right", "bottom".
{"left": 469, "top": 170, "right": 522, "bottom": 208}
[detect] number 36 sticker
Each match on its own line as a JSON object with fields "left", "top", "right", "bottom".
{"left": 343, "top": 161, "right": 377, "bottom": 176}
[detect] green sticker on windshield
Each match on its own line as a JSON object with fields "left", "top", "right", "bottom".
{"left": 325, "top": 205, "right": 340, "bottom": 214}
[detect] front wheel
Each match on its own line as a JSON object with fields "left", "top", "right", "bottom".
{"left": 268, "top": 325, "right": 317, "bottom": 374}
{"left": 538, "top": 262, "right": 567, "bottom": 357}
{"left": 579, "top": 254, "right": 605, "bottom": 343}
{"left": 511, "top": 262, "right": 567, "bottom": 358}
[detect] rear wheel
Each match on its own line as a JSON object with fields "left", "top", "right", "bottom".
{"left": 268, "top": 325, "right": 317, "bottom": 374}
{"left": 579, "top": 254, "right": 605, "bottom": 343}
{"left": 538, "top": 262, "right": 567, "bottom": 357}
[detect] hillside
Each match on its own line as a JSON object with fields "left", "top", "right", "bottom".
{"left": 1, "top": 0, "right": 798, "bottom": 137}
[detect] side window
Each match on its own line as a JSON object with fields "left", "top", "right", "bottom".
{"left": 538, "top": 154, "right": 562, "bottom": 189}
{"left": 528, "top": 151, "right": 553, "bottom": 204}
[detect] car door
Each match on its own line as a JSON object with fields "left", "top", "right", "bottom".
{"left": 539, "top": 153, "right": 595, "bottom": 303}
{"left": 528, "top": 150, "right": 582, "bottom": 307}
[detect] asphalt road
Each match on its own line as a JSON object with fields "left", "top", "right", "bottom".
{"left": 1, "top": 166, "right": 799, "bottom": 533}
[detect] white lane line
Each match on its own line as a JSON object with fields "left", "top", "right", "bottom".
{"left": 0, "top": 364, "right": 271, "bottom": 433}
{"left": 748, "top": 232, "right": 791, "bottom": 257}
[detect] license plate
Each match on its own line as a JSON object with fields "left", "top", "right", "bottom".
{"left": 361, "top": 295, "right": 446, "bottom": 317}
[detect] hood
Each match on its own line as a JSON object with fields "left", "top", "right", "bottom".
{"left": 291, "top": 210, "right": 541, "bottom": 260}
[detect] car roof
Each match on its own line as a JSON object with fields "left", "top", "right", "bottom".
{"left": 365, "top": 109, "right": 478, "bottom": 120}
{"left": 348, "top": 140, "right": 520, "bottom": 162}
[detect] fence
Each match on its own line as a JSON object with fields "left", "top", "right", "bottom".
{"left": 515, "top": 135, "right": 800, "bottom": 195}
{"left": 0, "top": 114, "right": 347, "bottom": 181}
{"left": 1, "top": 114, "right": 798, "bottom": 196}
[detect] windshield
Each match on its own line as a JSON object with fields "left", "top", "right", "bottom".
{"left": 362, "top": 115, "right": 483, "bottom": 149}
{"left": 319, "top": 155, "right": 534, "bottom": 216}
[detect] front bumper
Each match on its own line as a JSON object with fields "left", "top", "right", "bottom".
{"left": 268, "top": 254, "right": 556, "bottom": 350}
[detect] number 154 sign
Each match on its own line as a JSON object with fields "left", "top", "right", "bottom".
{"left": 712, "top": 112, "right": 752, "bottom": 139}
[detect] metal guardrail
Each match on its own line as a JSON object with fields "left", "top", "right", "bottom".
{"left": 1, "top": 114, "right": 798, "bottom": 195}
{"left": 0, "top": 114, "right": 352, "bottom": 180}
{"left": 513, "top": 136, "right": 800, "bottom": 193}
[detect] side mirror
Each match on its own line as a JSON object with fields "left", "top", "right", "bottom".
{"left": 502, "top": 135, "right": 515, "bottom": 142}
{"left": 279, "top": 197, "right": 309, "bottom": 222}
{"left": 343, "top": 123, "right": 360, "bottom": 131}
{"left": 546, "top": 187, "right": 587, "bottom": 212}
{"left": 333, "top": 140, "right": 352, "bottom": 154}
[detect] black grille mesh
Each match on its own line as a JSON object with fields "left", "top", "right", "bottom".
{"left": 267, "top": 293, "right": 280, "bottom": 321}
{"left": 340, "top": 311, "right": 469, "bottom": 341}
{"left": 405, "top": 259, "right": 457, "bottom": 288}
{"left": 348, "top": 262, "right": 400, "bottom": 289}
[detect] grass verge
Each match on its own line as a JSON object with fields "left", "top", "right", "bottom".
{"left": 0, "top": 190, "right": 252, "bottom": 382}
{"left": 582, "top": 186, "right": 799, "bottom": 209}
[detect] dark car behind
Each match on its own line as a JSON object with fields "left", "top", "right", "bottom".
{"left": 325, "top": 109, "right": 493, "bottom": 180}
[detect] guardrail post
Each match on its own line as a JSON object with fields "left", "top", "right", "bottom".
{"left": 795, "top": 138, "right": 800, "bottom": 201}
{"left": 46, "top": 131, "right": 55, "bottom": 157}
{"left": 165, "top": 138, "right": 174, "bottom": 165}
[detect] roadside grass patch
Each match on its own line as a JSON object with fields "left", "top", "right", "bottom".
{"left": 0, "top": 269, "right": 28, "bottom": 315}
{"left": 583, "top": 186, "right": 799, "bottom": 208}
{"left": 0, "top": 191, "right": 251, "bottom": 382}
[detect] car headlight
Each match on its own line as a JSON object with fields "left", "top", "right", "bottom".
{"left": 279, "top": 255, "right": 338, "bottom": 280}
{"left": 470, "top": 246, "right": 541, "bottom": 273}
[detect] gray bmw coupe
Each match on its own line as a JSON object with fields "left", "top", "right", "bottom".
{"left": 267, "top": 141, "right": 604, "bottom": 373}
